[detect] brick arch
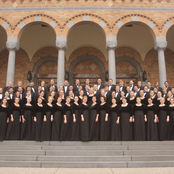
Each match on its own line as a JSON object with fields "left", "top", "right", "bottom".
{"left": 0, "top": 17, "right": 12, "bottom": 38}
{"left": 162, "top": 17, "right": 174, "bottom": 37}
{"left": 61, "top": 13, "right": 112, "bottom": 37}
{"left": 12, "top": 14, "right": 61, "bottom": 39}
{"left": 112, "top": 14, "right": 160, "bottom": 39}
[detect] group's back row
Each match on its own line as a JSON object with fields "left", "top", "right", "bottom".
{"left": 0, "top": 78, "right": 173, "bottom": 107}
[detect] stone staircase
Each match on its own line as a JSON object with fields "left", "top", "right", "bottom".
{"left": 0, "top": 141, "right": 174, "bottom": 168}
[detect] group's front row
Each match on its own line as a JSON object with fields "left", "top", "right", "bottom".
{"left": 0, "top": 94, "right": 174, "bottom": 142}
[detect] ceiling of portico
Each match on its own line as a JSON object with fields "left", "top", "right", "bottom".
{"left": 117, "top": 24, "right": 154, "bottom": 61}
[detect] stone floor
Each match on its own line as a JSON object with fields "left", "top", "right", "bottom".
{"left": 0, "top": 168, "right": 174, "bottom": 174}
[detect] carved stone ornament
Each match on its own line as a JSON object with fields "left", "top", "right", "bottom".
{"left": 56, "top": 41, "right": 67, "bottom": 50}
{"left": 106, "top": 41, "right": 117, "bottom": 50}
{"left": 154, "top": 41, "right": 167, "bottom": 51}
{"left": 6, "top": 42, "right": 20, "bottom": 51}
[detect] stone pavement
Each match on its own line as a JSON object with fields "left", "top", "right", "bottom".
{"left": 0, "top": 168, "right": 174, "bottom": 174}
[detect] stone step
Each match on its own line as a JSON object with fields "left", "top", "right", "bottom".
{"left": 0, "top": 145, "right": 42, "bottom": 150}
{"left": 37, "top": 155, "right": 131, "bottom": 162}
{"left": 124, "top": 150, "right": 174, "bottom": 155}
{"left": 132, "top": 155, "right": 174, "bottom": 161}
{"left": 0, "top": 161, "right": 41, "bottom": 167}
{"left": 0, "top": 150, "right": 45, "bottom": 155}
{"left": 45, "top": 150, "right": 124, "bottom": 156}
{"left": 128, "top": 145, "right": 174, "bottom": 150}
{"left": 0, "top": 155, "right": 37, "bottom": 161}
{"left": 41, "top": 145, "right": 128, "bottom": 150}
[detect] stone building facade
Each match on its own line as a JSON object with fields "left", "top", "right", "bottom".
{"left": 0, "top": 0, "right": 174, "bottom": 88}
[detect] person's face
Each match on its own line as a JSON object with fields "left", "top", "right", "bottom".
{"left": 40, "top": 91, "right": 44, "bottom": 97}
{"left": 100, "top": 97, "right": 104, "bottom": 103}
{"left": 2, "top": 98, "right": 7, "bottom": 105}
{"left": 92, "top": 96, "right": 96, "bottom": 103}
{"left": 134, "top": 86, "right": 138, "bottom": 91}
{"left": 120, "top": 81, "right": 123, "bottom": 86}
{"left": 74, "top": 96, "right": 79, "bottom": 102}
{"left": 163, "top": 88, "right": 167, "bottom": 93}
{"left": 105, "top": 86, "right": 109, "bottom": 91}
{"left": 130, "top": 81, "right": 133, "bottom": 85}
{"left": 18, "top": 82, "right": 22, "bottom": 86}
{"left": 51, "top": 92, "right": 55, "bottom": 97}
{"left": 15, "top": 98, "right": 19, "bottom": 104}
{"left": 41, "top": 81, "right": 45, "bottom": 86}
{"left": 16, "top": 92, "right": 20, "bottom": 97}
{"left": 116, "top": 86, "right": 119, "bottom": 91}
{"left": 138, "top": 82, "right": 141, "bottom": 87}
{"left": 170, "top": 98, "right": 174, "bottom": 104}
{"left": 5, "top": 92, "right": 9, "bottom": 96}
{"left": 59, "top": 86, "right": 63, "bottom": 91}
{"left": 48, "top": 97, "right": 53, "bottom": 103}
{"left": 76, "top": 80, "right": 79, "bottom": 84}
{"left": 101, "top": 91, "right": 105, "bottom": 96}
{"left": 97, "top": 79, "right": 101, "bottom": 84}
{"left": 83, "top": 97, "right": 87, "bottom": 103}
{"left": 79, "top": 86, "right": 82, "bottom": 91}
{"left": 69, "top": 86, "right": 73, "bottom": 91}
{"left": 112, "top": 98, "right": 116, "bottom": 104}
{"left": 127, "top": 87, "right": 130, "bottom": 92}
{"left": 9, "top": 88, "right": 13, "bottom": 93}
{"left": 85, "top": 85, "right": 89, "bottom": 90}
{"left": 66, "top": 98, "right": 70, "bottom": 104}
{"left": 50, "top": 80, "right": 54, "bottom": 84}
{"left": 57, "top": 97, "right": 62, "bottom": 103}
{"left": 150, "top": 91, "right": 154, "bottom": 97}
{"left": 27, "top": 92, "right": 31, "bottom": 97}
{"left": 18, "top": 87, "right": 22, "bottom": 92}
{"left": 9, "top": 81, "right": 12, "bottom": 86}
{"left": 112, "top": 91, "right": 116, "bottom": 97}
{"left": 38, "top": 86, "right": 42, "bottom": 91}
{"left": 121, "top": 91, "right": 125, "bottom": 97}
{"left": 144, "top": 86, "right": 148, "bottom": 91}
{"left": 130, "top": 91, "right": 134, "bottom": 97}
{"left": 64, "top": 80, "right": 68, "bottom": 86}
{"left": 38, "top": 98, "right": 42, "bottom": 104}
{"left": 69, "top": 91, "right": 73, "bottom": 97}
{"left": 93, "top": 85, "right": 97, "bottom": 90}
{"left": 122, "top": 98, "right": 127, "bottom": 104}
{"left": 60, "top": 91, "right": 64, "bottom": 96}
{"left": 160, "top": 98, "right": 165, "bottom": 104}
{"left": 27, "top": 87, "right": 31, "bottom": 91}
{"left": 147, "top": 82, "right": 151, "bottom": 87}
{"left": 109, "top": 80, "right": 112, "bottom": 85}
{"left": 148, "top": 98, "right": 152, "bottom": 104}
{"left": 80, "top": 90, "right": 84, "bottom": 96}
{"left": 165, "top": 82, "right": 169, "bottom": 86}
{"left": 50, "top": 86, "right": 53, "bottom": 91}
{"left": 156, "top": 82, "right": 159, "bottom": 87}
{"left": 136, "top": 98, "right": 141, "bottom": 103}
{"left": 140, "top": 90, "right": 144, "bottom": 96}
{"left": 154, "top": 88, "right": 158, "bottom": 93}
{"left": 27, "top": 97, "right": 31, "bottom": 103}
{"left": 86, "top": 79, "right": 90, "bottom": 84}
{"left": 30, "top": 82, "right": 34, "bottom": 86}
{"left": 157, "top": 92, "right": 162, "bottom": 97}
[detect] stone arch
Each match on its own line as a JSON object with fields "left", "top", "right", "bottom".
{"left": 112, "top": 14, "right": 160, "bottom": 39}
{"left": 32, "top": 55, "right": 57, "bottom": 87}
{"left": 62, "top": 13, "right": 112, "bottom": 37}
{"left": 69, "top": 55, "right": 106, "bottom": 84}
{"left": 13, "top": 14, "right": 61, "bottom": 39}
{"left": 0, "top": 16, "right": 11, "bottom": 38}
{"left": 116, "top": 55, "right": 143, "bottom": 81}
{"left": 162, "top": 17, "right": 174, "bottom": 37}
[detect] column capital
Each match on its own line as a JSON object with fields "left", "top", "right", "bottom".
{"left": 6, "top": 37, "right": 20, "bottom": 51}
{"left": 56, "top": 36, "right": 67, "bottom": 50}
{"left": 154, "top": 37, "right": 167, "bottom": 51}
{"left": 106, "top": 36, "right": 117, "bottom": 50}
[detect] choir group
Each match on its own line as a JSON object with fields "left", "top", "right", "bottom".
{"left": 0, "top": 78, "right": 174, "bottom": 142}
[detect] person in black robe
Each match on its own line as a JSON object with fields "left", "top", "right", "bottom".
{"left": 149, "top": 90, "right": 157, "bottom": 105}
{"left": 6, "top": 97, "right": 21, "bottom": 140}
{"left": 139, "top": 90, "right": 147, "bottom": 106}
{"left": 157, "top": 97, "right": 170, "bottom": 140}
{"left": 80, "top": 95, "right": 89, "bottom": 141}
{"left": 120, "top": 97, "right": 133, "bottom": 141}
{"left": 60, "top": 96, "right": 73, "bottom": 141}
{"left": 39, "top": 90, "right": 46, "bottom": 106}
{"left": 33, "top": 97, "right": 44, "bottom": 141}
{"left": 58, "top": 90, "right": 65, "bottom": 105}
{"left": 146, "top": 97, "right": 158, "bottom": 141}
{"left": 166, "top": 91, "right": 173, "bottom": 106}
{"left": 0, "top": 98, "right": 9, "bottom": 141}
{"left": 168, "top": 97, "right": 174, "bottom": 140}
{"left": 51, "top": 96, "right": 63, "bottom": 141}
{"left": 71, "top": 96, "right": 80, "bottom": 141}
{"left": 109, "top": 97, "right": 121, "bottom": 141}
{"left": 78, "top": 90, "right": 84, "bottom": 105}
{"left": 40, "top": 96, "right": 54, "bottom": 141}
{"left": 4, "top": 91, "right": 12, "bottom": 106}
{"left": 88, "top": 88, "right": 95, "bottom": 107}
{"left": 99, "top": 96, "right": 109, "bottom": 141}
{"left": 132, "top": 97, "right": 146, "bottom": 141}
{"left": 0, "top": 88, "right": 3, "bottom": 104}
{"left": 89, "top": 95, "right": 99, "bottom": 141}
{"left": 20, "top": 97, "right": 33, "bottom": 140}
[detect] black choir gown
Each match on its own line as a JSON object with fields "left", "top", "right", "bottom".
{"left": 41, "top": 104, "right": 53, "bottom": 141}
{"left": 80, "top": 104, "right": 89, "bottom": 141}
{"left": 141, "top": 97, "right": 147, "bottom": 106}
{"left": 78, "top": 96, "right": 83, "bottom": 105}
{"left": 51, "top": 104, "right": 63, "bottom": 141}
{"left": 89, "top": 103, "right": 99, "bottom": 141}
{"left": 0, "top": 106, "right": 9, "bottom": 141}
{"left": 157, "top": 105, "right": 170, "bottom": 140}
{"left": 20, "top": 104, "right": 33, "bottom": 140}
{"left": 60, "top": 104, "right": 73, "bottom": 141}
{"left": 6, "top": 104, "right": 21, "bottom": 140}
{"left": 88, "top": 96, "right": 93, "bottom": 107}
{"left": 99, "top": 103, "right": 110, "bottom": 141}
{"left": 169, "top": 105, "right": 174, "bottom": 140}
{"left": 146, "top": 104, "right": 158, "bottom": 141}
{"left": 71, "top": 103, "right": 80, "bottom": 141}
{"left": 109, "top": 105, "right": 121, "bottom": 141}
{"left": 133, "top": 104, "right": 146, "bottom": 141}
{"left": 34, "top": 104, "right": 44, "bottom": 141}
{"left": 120, "top": 104, "right": 133, "bottom": 141}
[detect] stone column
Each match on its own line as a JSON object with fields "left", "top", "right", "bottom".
{"left": 56, "top": 36, "right": 67, "bottom": 87}
{"left": 154, "top": 37, "right": 167, "bottom": 88}
{"left": 6, "top": 38, "right": 19, "bottom": 86}
{"left": 106, "top": 36, "right": 117, "bottom": 85}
